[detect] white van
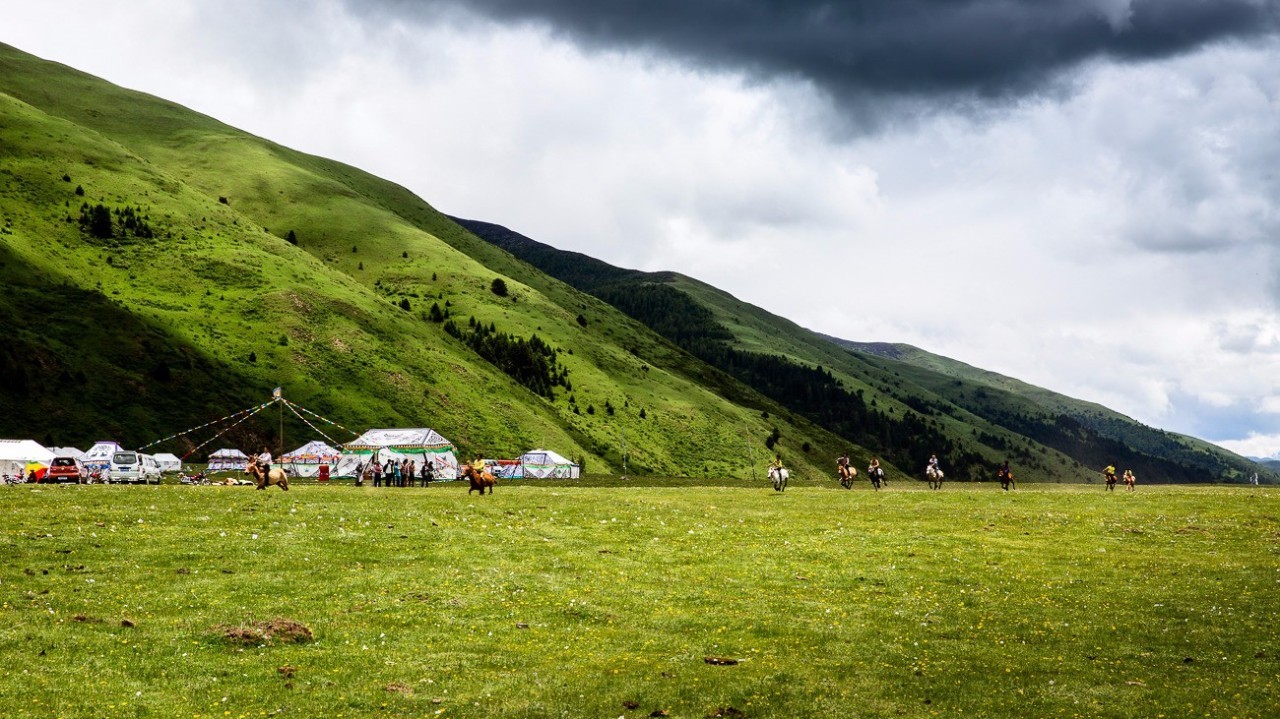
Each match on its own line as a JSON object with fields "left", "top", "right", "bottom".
{"left": 108, "top": 451, "right": 162, "bottom": 484}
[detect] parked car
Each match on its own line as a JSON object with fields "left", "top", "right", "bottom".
{"left": 44, "top": 456, "right": 86, "bottom": 483}
{"left": 108, "top": 451, "right": 162, "bottom": 484}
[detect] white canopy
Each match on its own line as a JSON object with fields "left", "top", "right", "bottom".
{"left": 48, "top": 446, "right": 84, "bottom": 458}
{"left": 281, "top": 440, "right": 341, "bottom": 477}
{"left": 519, "top": 449, "right": 580, "bottom": 479}
{"left": 80, "top": 441, "right": 124, "bottom": 471}
{"left": 337, "top": 428, "right": 458, "bottom": 480}
{"left": 0, "top": 439, "right": 56, "bottom": 477}
{"left": 152, "top": 453, "right": 183, "bottom": 472}
{"left": 207, "top": 447, "right": 250, "bottom": 471}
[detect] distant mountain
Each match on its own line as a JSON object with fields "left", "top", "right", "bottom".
{"left": 457, "top": 217, "right": 1275, "bottom": 484}
{"left": 2, "top": 40, "right": 1269, "bottom": 482}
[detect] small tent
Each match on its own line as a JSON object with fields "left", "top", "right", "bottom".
{"left": 81, "top": 441, "right": 125, "bottom": 472}
{"left": 280, "top": 440, "right": 341, "bottom": 478}
{"left": 49, "top": 446, "right": 85, "bottom": 459}
{"left": 0, "top": 439, "right": 56, "bottom": 478}
{"left": 207, "top": 448, "right": 250, "bottom": 472}
{"left": 152, "top": 453, "right": 183, "bottom": 473}
{"left": 337, "top": 428, "right": 458, "bottom": 480}
{"left": 519, "top": 449, "right": 580, "bottom": 479}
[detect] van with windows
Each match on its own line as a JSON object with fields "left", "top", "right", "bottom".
{"left": 108, "top": 451, "right": 162, "bottom": 484}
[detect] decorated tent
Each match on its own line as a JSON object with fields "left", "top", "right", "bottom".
{"left": 336, "top": 428, "right": 458, "bottom": 480}
{"left": 0, "top": 439, "right": 55, "bottom": 478}
{"left": 483, "top": 459, "right": 524, "bottom": 479}
{"left": 207, "top": 448, "right": 250, "bottom": 472}
{"left": 280, "top": 440, "right": 341, "bottom": 478}
{"left": 519, "top": 449, "right": 580, "bottom": 479}
{"left": 152, "top": 453, "right": 183, "bottom": 473}
{"left": 81, "top": 441, "right": 125, "bottom": 472}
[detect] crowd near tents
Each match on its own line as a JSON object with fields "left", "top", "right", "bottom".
{"left": 335, "top": 428, "right": 460, "bottom": 480}
{"left": 4, "top": 411, "right": 582, "bottom": 485}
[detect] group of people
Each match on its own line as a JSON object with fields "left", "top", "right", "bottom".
{"left": 1102, "top": 464, "right": 1136, "bottom": 491}
{"left": 834, "top": 453, "right": 887, "bottom": 484}
{"left": 352, "top": 453, "right": 437, "bottom": 487}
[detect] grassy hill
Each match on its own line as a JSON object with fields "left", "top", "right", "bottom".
{"left": 0, "top": 42, "right": 855, "bottom": 478}
{"left": 454, "top": 218, "right": 1274, "bottom": 484}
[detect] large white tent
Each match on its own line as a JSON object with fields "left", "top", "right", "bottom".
{"left": 336, "top": 428, "right": 458, "bottom": 480}
{"left": 0, "top": 439, "right": 56, "bottom": 477}
{"left": 280, "top": 440, "right": 341, "bottom": 478}
{"left": 519, "top": 449, "right": 580, "bottom": 479}
{"left": 152, "top": 453, "right": 183, "bottom": 473}
{"left": 81, "top": 441, "right": 125, "bottom": 472}
{"left": 207, "top": 448, "right": 250, "bottom": 472}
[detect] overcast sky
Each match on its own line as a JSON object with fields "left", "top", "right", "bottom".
{"left": 8, "top": 0, "right": 1280, "bottom": 457}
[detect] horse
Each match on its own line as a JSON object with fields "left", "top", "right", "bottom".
{"left": 868, "top": 466, "right": 885, "bottom": 491}
{"left": 769, "top": 466, "right": 789, "bottom": 492}
{"left": 246, "top": 457, "right": 289, "bottom": 491}
{"left": 1104, "top": 472, "right": 1117, "bottom": 491}
{"left": 837, "top": 464, "right": 857, "bottom": 489}
{"left": 998, "top": 467, "right": 1015, "bottom": 491}
{"left": 461, "top": 463, "right": 496, "bottom": 495}
{"left": 1123, "top": 471, "right": 1135, "bottom": 491}
{"left": 926, "top": 465, "right": 944, "bottom": 490}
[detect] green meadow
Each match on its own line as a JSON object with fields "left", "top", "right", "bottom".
{"left": 1, "top": 480, "right": 1277, "bottom": 718}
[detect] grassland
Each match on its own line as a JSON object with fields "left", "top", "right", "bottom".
{"left": 2, "top": 481, "right": 1276, "bottom": 718}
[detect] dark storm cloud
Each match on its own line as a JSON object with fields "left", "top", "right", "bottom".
{"left": 351, "top": 0, "right": 1280, "bottom": 101}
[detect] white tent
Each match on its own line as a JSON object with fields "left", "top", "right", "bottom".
{"left": 519, "top": 449, "right": 580, "bottom": 479}
{"left": 81, "top": 441, "right": 125, "bottom": 472}
{"left": 336, "top": 428, "right": 458, "bottom": 480}
{"left": 49, "top": 446, "right": 84, "bottom": 459}
{"left": 0, "top": 439, "right": 56, "bottom": 477}
{"left": 207, "top": 448, "right": 250, "bottom": 472}
{"left": 152, "top": 453, "right": 183, "bottom": 473}
{"left": 280, "top": 440, "right": 341, "bottom": 478}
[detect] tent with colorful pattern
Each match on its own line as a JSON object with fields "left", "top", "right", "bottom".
{"left": 519, "top": 449, "right": 580, "bottom": 479}
{"left": 207, "top": 448, "right": 250, "bottom": 472}
{"left": 336, "top": 428, "right": 458, "bottom": 480}
{"left": 0, "top": 439, "right": 55, "bottom": 479}
{"left": 281, "top": 440, "right": 341, "bottom": 478}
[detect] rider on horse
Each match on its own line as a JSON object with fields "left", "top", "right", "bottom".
{"left": 1103, "top": 464, "right": 1116, "bottom": 485}
{"left": 836, "top": 452, "right": 851, "bottom": 477}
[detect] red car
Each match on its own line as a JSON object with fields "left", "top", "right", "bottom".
{"left": 43, "top": 457, "right": 86, "bottom": 483}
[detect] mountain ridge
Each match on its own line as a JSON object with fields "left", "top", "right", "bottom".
{"left": 1, "top": 41, "right": 1269, "bottom": 482}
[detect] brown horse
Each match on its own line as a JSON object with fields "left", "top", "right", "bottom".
{"left": 246, "top": 457, "right": 289, "bottom": 491}
{"left": 837, "top": 464, "right": 857, "bottom": 489}
{"left": 461, "top": 464, "right": 495, "bottom": 495}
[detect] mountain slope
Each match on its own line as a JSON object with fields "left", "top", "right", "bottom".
{"left": 0, "top": 42, "right": 855, "bottom": 478}
{"left": 455, "top": 217, "right": 1274, "bottom": 484}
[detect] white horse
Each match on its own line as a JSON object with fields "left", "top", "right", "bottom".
{"left": 769, "top": 466, "right": 789, "bottom": 492}
{"left": 926, "top": 465, "right": 944, "bottom": 490}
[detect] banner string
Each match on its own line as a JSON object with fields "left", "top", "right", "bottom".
{"left": 139, "top": 402, "right": 269, "bottom": 450}
{"left": 180, "top": 402, "right": 271, "bottom": 461}
{"left": 283, "top": 400, "right": 341, "bottom": 448}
